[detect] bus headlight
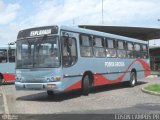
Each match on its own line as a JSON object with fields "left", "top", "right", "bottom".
{"left": 46, "top": 76, "right": 61, "bottom": 82}
{"left": 54, "top": 76, "right": 61, "bottom": 81}
{"left": 16, "top": 77, "right": 24, "bottom": 82}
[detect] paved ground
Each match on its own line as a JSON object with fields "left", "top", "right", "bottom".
{"left": 0, "top": 77, "right": 160, "bottom": 115}
{"left": 0, "top": 93, "right": 4, "bottom": 114}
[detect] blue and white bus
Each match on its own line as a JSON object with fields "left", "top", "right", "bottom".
{"left": 0, "top": 43, "right": 16, "bottom": 84}
{"left": 15, "top": 25, "right": 150, "bottom": 95}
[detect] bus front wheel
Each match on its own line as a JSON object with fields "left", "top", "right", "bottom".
{"left": 82, "top": 75, "right": 91, "bottom": 96}
{"left": 129, "top": 72, "right": 137, "bottom": 87}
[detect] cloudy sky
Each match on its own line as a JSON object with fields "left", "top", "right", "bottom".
{"left": 0, "top": 0, "right": 160, "bottom": 45}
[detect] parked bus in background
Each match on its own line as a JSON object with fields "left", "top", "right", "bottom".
{"left": 15, "top": 25, "right": 150, "bottom": 96}
{"left": 0, "top": 43, "right": 16, "bottom": 84}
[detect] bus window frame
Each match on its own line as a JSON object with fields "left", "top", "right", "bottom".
{"left": 93, "top": 36, "right": 106, "bottom": 58}
{"left": 126, "top": 42, "right": 135, "bottom": 59}
{"left": 105, "top": 38, "right": 117, "bottom": 58}
{"left": 117, "top": 40, "right": 127, "bottom": 58}
{"left": 61, "top": 36, "right": 78, "bottom": 68}
{"left": 134, "top": 43, "right": 141, "bottom": 58}
{"left": 79, "top": 34, "right": 93, "bottom": 58}
{"left": 141, "top": 44, "right": 149, "bottom": 59}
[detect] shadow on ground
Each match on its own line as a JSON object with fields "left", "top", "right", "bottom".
{"left": 16, "top": 81, "right": 147, "bottom": 102}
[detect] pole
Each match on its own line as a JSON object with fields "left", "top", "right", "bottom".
{"left": 102, "top": 0, "right": 104, "bottom": 24}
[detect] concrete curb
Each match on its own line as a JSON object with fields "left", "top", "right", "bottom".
{"left": 142, "top": 87, "right": 160, "bottom": 96}
{"left": 146, "top": 75, "right": 158, "bottom": 78}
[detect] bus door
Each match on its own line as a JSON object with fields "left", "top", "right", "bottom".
{"left": 60, "top": 31, "right": 80, "bottom": 89}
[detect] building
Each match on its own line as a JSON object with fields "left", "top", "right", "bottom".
{"left": 149, "top": 47, "right": 160, "bottom": 71}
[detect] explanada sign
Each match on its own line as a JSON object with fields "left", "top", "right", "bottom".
{"left": 30, "top": 29, "right": 52, "bottom": 36}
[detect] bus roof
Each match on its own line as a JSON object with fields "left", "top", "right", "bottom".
{"left": 60, "top": 25, "right": 148, "bottom": 44}
{"left": 17, "top": 25, "right": 148, "bottom": 44}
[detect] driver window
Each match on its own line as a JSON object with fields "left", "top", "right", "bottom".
{"left": 61, "top": 36, "right": 77, "bottom": 67}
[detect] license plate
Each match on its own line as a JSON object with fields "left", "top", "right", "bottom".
{"left": 26, "top": 84, "right": 43, "bottom": 89}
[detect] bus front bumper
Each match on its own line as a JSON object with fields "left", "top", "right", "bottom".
{"left": 15, "top": 81, "right": 62, "bottom": 92}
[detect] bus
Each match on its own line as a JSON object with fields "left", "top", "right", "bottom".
{"left": 0, "top": 43, "right": 16, "bottom": 84}
{"left": 15, "top": 25, "right": 150, "bottom": 96}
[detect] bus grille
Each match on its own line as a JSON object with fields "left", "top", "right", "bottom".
{"left": 24, "top": 78, "right": 45, "bottom": 83}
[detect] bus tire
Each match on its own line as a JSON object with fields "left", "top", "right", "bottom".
{"left": 129, "top": 72, "right": 137, "bottom": 87}
{"left": 47, "top": 91, "right": 55, "bottom": 96}
{"left": 82, "top": 74, "right": 91, "bottom": 96}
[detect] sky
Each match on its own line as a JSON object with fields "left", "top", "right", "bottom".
{"left": 0, "top": 0, "right": 160, "bottom": 46}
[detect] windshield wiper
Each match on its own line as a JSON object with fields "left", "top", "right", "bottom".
{"left": 25, "top": 38, "right": 31, "bottom": 46}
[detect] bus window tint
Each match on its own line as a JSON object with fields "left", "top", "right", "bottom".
{"left": 0, "top": 49, "right": 7, "bottom": 63}
{"left": 134, "top": 44, "right": 141, "bottom": 58}
{"left": 127, "top": 42, "right": 134, "bottom": 58}
{"left": 106, "top": 39, "right": 117, "bottom": 57}
{"left": 117, "top": 41, "right": 126, "bottom": 58}
{"left": 93, "top": 37, "right": 105, "bottom": 57}
{"left": 80, "top": 35, "right": 93, "bottom": 57}
{"left": 62, "top": 37, "right": 77, "bottom": 67}
{"left": 141, "top": 44, "right": 148, "bottom": 59}
{"left": 142, "top": 45, "right": 147, "bottom": 51}
{"left": 8, "top": 49, "right": 15, "bottom": 62}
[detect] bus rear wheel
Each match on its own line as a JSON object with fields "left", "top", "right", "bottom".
{"left": 129, "top": 72, "right": 137, "bottom": 87}
{"left": 82, "top": 74, "right": 91, "bottom": 96}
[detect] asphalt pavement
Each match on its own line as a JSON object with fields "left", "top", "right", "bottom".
{"left": 0, "top": 93, "right": 4, "bottom": 114}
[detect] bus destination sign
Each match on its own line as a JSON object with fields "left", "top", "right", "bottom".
{"left": 17, "top": 26, "right": 58, "bottom": 39}
{"left": 30, "top": 29, "right": 52, "bottom": 36}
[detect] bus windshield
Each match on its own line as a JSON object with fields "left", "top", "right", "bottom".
{"left": 16, "top": 36, "right": 60, "bottom": 69}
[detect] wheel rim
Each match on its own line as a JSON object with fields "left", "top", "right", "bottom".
{"left": 131, "top": 74, "right": 136, "bottom": 85}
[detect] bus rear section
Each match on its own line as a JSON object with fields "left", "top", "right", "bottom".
{"left": 15, "top": 25, "right": 150, "bottom": 96}
{"left": 0, "top": 44, "right": 16, "bottom": 84}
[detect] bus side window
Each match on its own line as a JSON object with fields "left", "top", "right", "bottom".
{"left": 134, "top": 44, "right": 141, "bottom": 58}
{"left": 141, "top": 44, "right": 148, "bottom": 59}
{"left": 79, "top": 34, "right": 93, "bottom": 57}
{"left": 61, "top": 36, "right": 77, "bottom": 67}
{"left": 127, "top": 42, "right": 134, "bottom": 58}
{"left": 106, "top": 39, "right": 117, "bottom": 58}
{"left": 117, "top": 40, "right": 126, "bottom": 58}
{"left": 93, "top": 37, "right": 105, "bottom": 57}
{"left": 8, "top": 49, "right": 15, "bottom": 62}
{"left": 0, "top": 49, "right": 7, "bottom": 63}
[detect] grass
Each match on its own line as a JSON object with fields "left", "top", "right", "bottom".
{"left": 144, "top": 84, "right": 160, "bottom": 93}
